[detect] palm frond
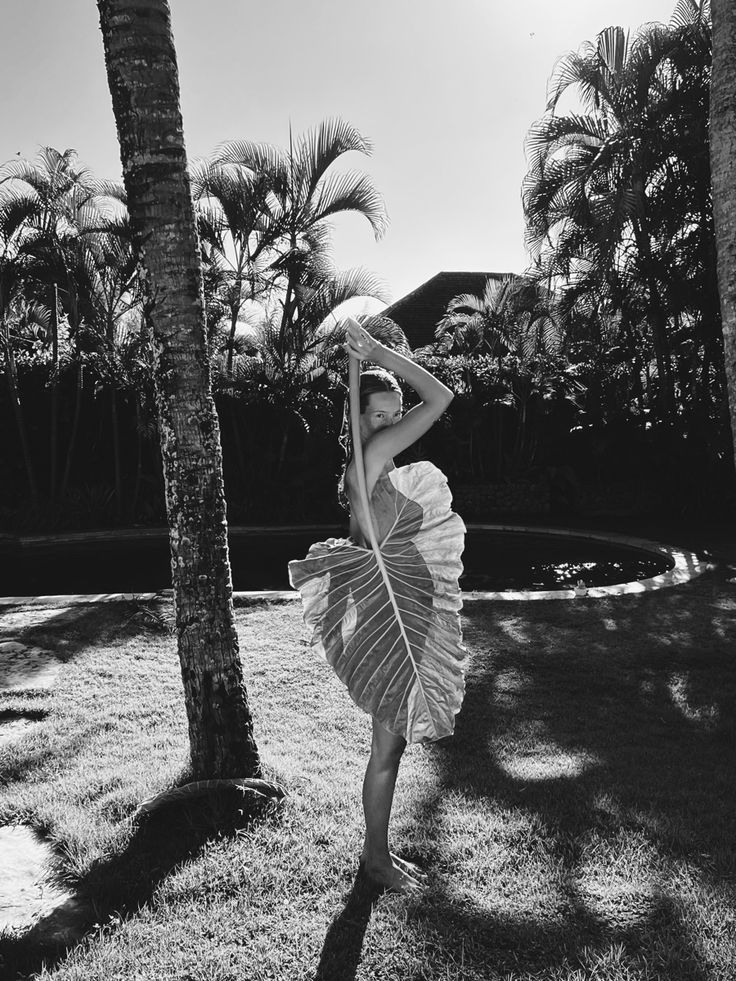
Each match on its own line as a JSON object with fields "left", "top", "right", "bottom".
{"left": 670, "top": 0, "right": 710, "bottom": 30}
{"left": 295, "top": 117, "right": 373, "bottom": 200}
{"left": 213, "top": 139, "right": 288, "bottom": 186}
{"left": 305, "top": 171, "right": 388, "bottom": 239}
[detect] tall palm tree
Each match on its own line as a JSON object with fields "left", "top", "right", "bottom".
{"left": 0, "top": 181, "right": 44, "bottom": 507}
{"left": 0, "top": 300, "right": 45, "bottom": 509}
{"left": 97, "top": 0, "right": 268, "bottom": 785}
{"left": 433, "top": 275, "right": 570, "bottom": 477}
{"left": 710, "top": 0, "right": 736, "bottom": 462}
{"left": 215, "top": 118, "right": 388, "bottom": 351}
{"left": 74, "top": 221, "right": 140, "bottom": 518}
{"left": 220, "top": 264, "right": 396, "bottom": 483}
{"left": 555, "top": 259, "right": 650, "bottom": 425}
{"left": 0, "top": 147, "right": 126, "bottom": 504}
{"left": 523, "top": 13, "right": 712, "bottom": 421}
{"left": 190, "top": 157, "right": 280, "bottom": 375}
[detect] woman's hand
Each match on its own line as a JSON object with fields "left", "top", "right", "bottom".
{"left": 344, "top": 317, "right": 383, "bottom": 362}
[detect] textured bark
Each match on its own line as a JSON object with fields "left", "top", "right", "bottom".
{"left": 711, "top": 0, "right": 736, "bottom": 463}
{"left": 97, "top": 0, "right": 262, "bottom": 779}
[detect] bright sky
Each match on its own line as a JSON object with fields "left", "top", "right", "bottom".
{"left": 2, "top": 0, "right": 677, "bottom": 305}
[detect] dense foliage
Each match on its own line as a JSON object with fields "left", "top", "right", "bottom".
{"left": 0, "top": 123, "right": 393, "bottom": 528}
{"left": 521, "top": 0, "right": 732, "bottom": 508}
{"left": 1, "top": 2, "right": 733, "bottom": 530}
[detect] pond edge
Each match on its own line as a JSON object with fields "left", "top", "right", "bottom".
{"left": 1, "top": 524, "right": 708, "bottom": 605}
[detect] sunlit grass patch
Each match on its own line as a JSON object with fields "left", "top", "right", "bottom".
{"left": 0, "top": 566, "right": 735, "bottom": 980}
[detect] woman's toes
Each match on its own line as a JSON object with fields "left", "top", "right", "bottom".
{"left": 392, "top": 854, "right": 428, "bottom": 881}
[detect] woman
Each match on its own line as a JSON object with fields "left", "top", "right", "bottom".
{"left": 289, "top": 318, "right": 466, "bottom": 893}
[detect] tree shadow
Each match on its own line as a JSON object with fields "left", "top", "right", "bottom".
{"left": 0, "top": 600, "right": 150, "bottom": 675}
{"left": 399, "top": 568, "right": 736, "bottom": 978}
{"left": 0, "top": 599, "right": 171, "bottom": 786}
{"left": 0, "top": 785, "right": 282, "bottom": 981}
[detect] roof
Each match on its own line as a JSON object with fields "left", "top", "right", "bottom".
{"left": 383, "top": 271, "right": 509, "bottom": 350}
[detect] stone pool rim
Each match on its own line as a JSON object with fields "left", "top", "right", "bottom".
{"left": 0, "top": 523, "right": 707, "bottom": 605}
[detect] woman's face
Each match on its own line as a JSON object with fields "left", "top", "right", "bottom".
{"left": 360, "top": 391, "right": 403, "bottom": 442}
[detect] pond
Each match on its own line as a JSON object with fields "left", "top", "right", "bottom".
{"left": 2, "top": 526, "right": 673, "bottom": 596}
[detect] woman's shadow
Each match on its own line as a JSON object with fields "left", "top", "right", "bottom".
{"left": 315, "top": 868, "right": 384, "bottom": 981}
{"left": 315, "top": 573, "right": 736, "bottom": 980}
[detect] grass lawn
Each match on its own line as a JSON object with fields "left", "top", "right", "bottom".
{"left": 1, "top": 560, "right": 735, "bottom": 980}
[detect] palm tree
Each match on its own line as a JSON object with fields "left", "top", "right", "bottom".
{"left": 435, "top": 276, "right": 517, "bottom": 358}
{"left": 502, "top": 327, "right": 582, "bottom": 474}
{"left": 190, "top": 157, "right": 280, "bottom": 375}
{"left": 0, "top": 147, "right": 126, "bottom": 504}
{"left": 433, "top": 274, "right": 568, "bottom": 477}
{"left": 214, "top": 118, "right": 388, "bottom": 353}
{"left": 556, "top": 260, "right": 650, "bottom": 426}
{"left": 0, "top": 299, "right": 46, "bottom": 509}
{"left": 438, "top": 275, "right": 563, "bottom": 357}
{"left": 97, "top": 0, "right": 270, "bottom": 786}
{"left": 74, "top": 222, "right": 140, "bottom": 518}
{"left": 523, "top": 11, "right": 713, "bottom": 422}
{"left": 0, "top": 182, "right": 44, "bottom": 507}
{"left": 710, "top": 0, "right": 736, "bottom": 462}
{"left": 219, "top": 265, "right": 397, "bottom": 496}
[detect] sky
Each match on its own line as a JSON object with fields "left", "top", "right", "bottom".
{"left": 1, "top": 0, "right": 678, "bottom": 307}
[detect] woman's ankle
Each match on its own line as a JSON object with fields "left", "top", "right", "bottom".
{"left": 360, "top": 845, "right": 391, "bottom": 868}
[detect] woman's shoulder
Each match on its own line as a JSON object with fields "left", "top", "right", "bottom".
{"left": 345, "top": 457, "right": 397, "bottom": 498}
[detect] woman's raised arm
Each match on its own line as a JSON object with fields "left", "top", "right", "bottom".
{"left": 345, "top": 318, "right": 453, "bottom": 467}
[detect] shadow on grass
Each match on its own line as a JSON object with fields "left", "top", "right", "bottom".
{"left": 0, "top": 785, "right": 282, "bottom": 981}
{"left": 315, "top": 870, "right": 384, "bottom": 981}
{"left": 0, "top": 600, "right": 171, "bottom": 787}
{"left": 401, "top": 573, "right": 736, "bottom": 979}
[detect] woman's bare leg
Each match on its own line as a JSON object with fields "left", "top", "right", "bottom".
{"left": 359, "top": 718, "right": 425, "bottom": 892}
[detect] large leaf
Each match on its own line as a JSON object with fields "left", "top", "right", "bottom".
{"left": 289, "top": 462, "right": 465, "bottom": 743}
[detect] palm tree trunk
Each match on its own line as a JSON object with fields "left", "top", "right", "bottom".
{"left": 2, "top": 323, "right": 40, "bottom": 508}
{"left": 632, "top": 217, "right": 675, "bottom": 423}
{"left": 226, "top": 302, "right": 239, "bottom": 377}
{"left": 710, "top": 0, "right": 736, "bottom": 465}
{"left": 49, "top": 284, "right": 59, "bottom": 504}
{"left": 633, "top": 354, "right": 647, "bottom": 424}
{"left": 696, "top": 165, "right": 725, "bottom": 419}
{"left": 104, "top": 311, "right": 124, "bottom": 522}
{"left": 98, "top": 0, "right": 262, "bottom": 781}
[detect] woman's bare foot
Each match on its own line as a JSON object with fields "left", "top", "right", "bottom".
{"left": 360, "top": 850, "right": 428, "bottom": 881}
{"left": 361, "top": 857, "right": 425, "bottom": 893}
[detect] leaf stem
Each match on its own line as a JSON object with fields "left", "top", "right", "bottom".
{"left": 348, "top": 356, "right": 422, "bottom": 697}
